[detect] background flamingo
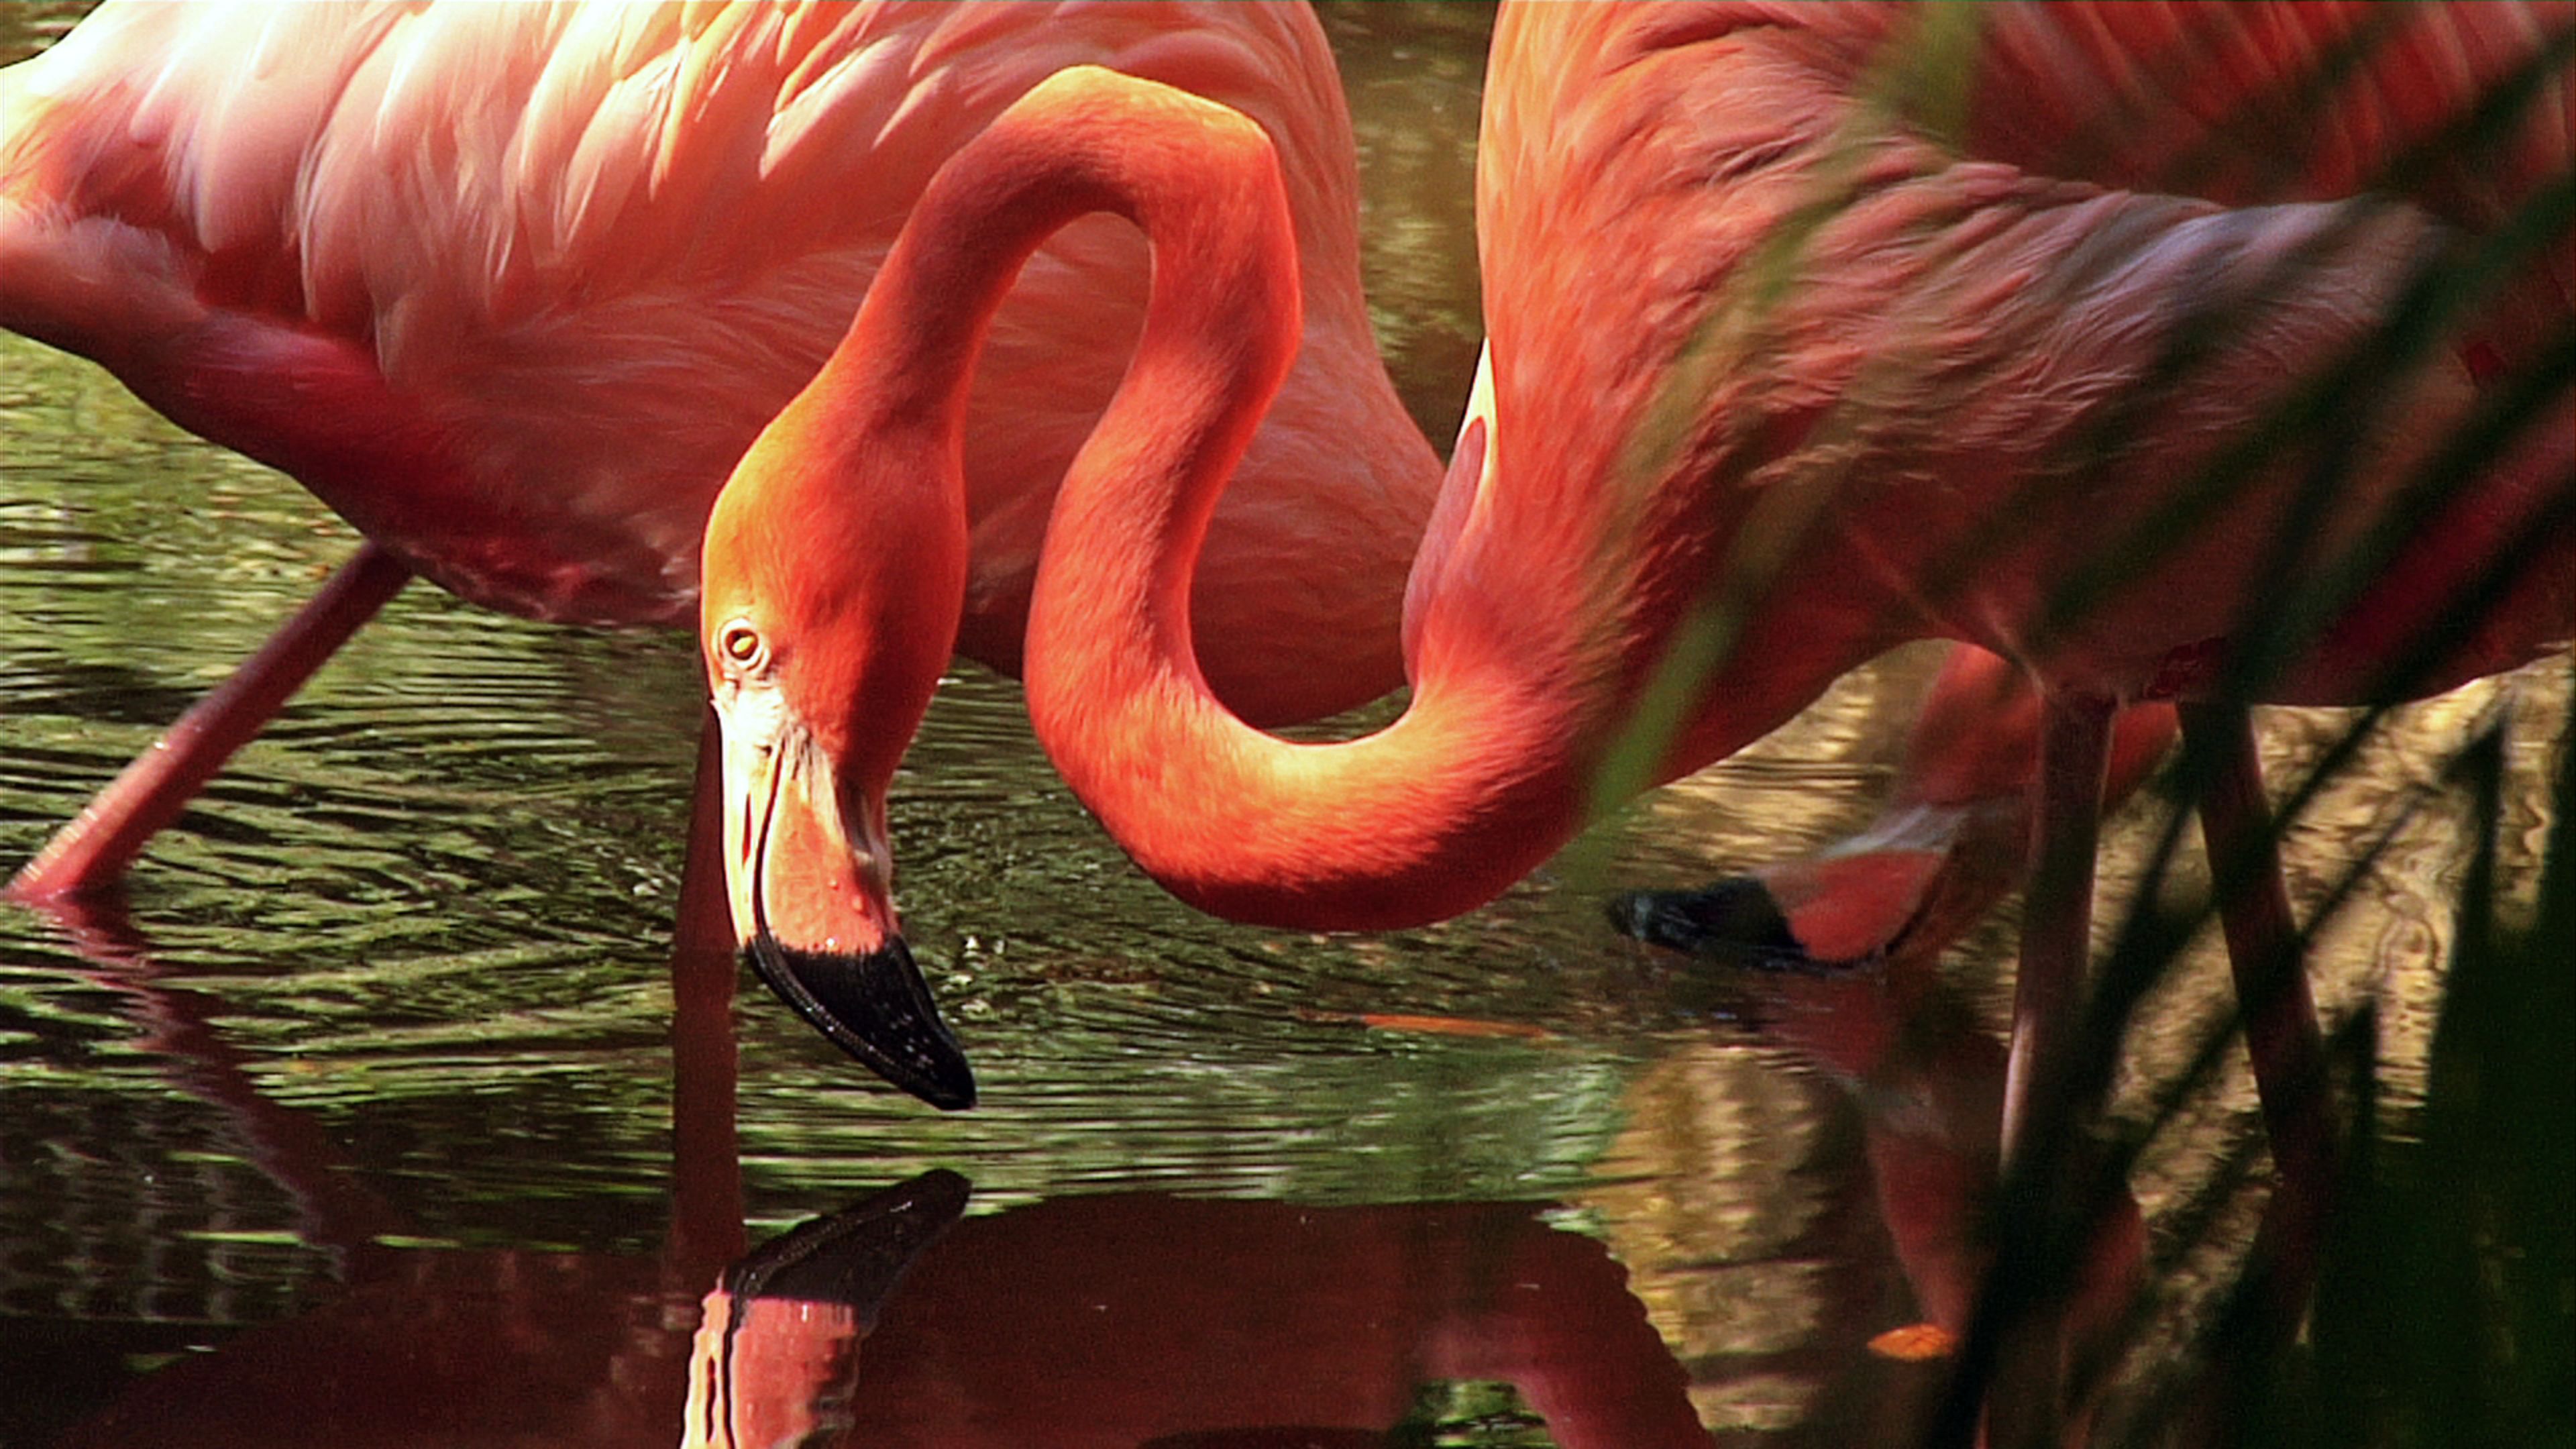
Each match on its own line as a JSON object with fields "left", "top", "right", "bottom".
{"left": 701, "top": 2, "right": 2569, "bottom": 1422}
{"left": 0, "top": 0, "right": 1438, "bottom": 1102}
{"left": 1617, "top": 645, "right": 2181, "bottom": 974}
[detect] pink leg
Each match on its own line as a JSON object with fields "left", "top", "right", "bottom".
{"left": 2178, "top": 700, "right": 2333, "bottom": 1368}
{"left": 1985, "top": 687, "right": 2116, "bottom": 1449}
{"left": 2002, "top": 690, "right": 2116, "bottom": 1162}
{"left": 2180, "top": 701, "right": 2330, "bottom": 1191}
{"left": 669, "top": 707, "right": 749, "bottom": 1278}
{"left": 8, "top": 541, "right": 414, "bottom": 902}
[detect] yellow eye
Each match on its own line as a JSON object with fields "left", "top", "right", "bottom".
{"left": 718, "top": 621, "right": 767, "bottom": 671}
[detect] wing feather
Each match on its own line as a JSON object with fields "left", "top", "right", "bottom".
{"left": 4, "top": 0, "right": 1388, "bottom": 627}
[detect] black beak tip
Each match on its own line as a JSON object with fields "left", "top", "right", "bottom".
{"left": 1609, "top": 877, "right": 1813, "bottom": 972}
{"left": 747, "top": 931, "right": 979, "bottom": 1110}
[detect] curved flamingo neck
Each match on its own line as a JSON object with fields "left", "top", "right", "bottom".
{"left": 881, "top": 72, "right": 1880, "bottom": 935}
{"left": 1016, "top": 127, "right": 1618, "bottom": 930}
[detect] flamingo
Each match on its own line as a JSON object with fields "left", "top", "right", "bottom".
{"left": 707, "top": 0, "right": 2567, "bottom": 1007}
{"left": 699, "top": 9, "right": 2571, "bottom": 1422}
{"left": 1615, "top": 643, "right": 2182, "bottom": 972}
{"left": 0, "top": 1, "right": 1440, "bottom": 1106}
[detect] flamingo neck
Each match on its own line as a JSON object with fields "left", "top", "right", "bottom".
{"left": 1018, "top": 115, "right": 1891, "bottom": 930}
{"left": 1020, "top": 220, "right": 1617, "bottom": 928}
{"left": 784, "top": 92, "right": 1238, "bottom": 476}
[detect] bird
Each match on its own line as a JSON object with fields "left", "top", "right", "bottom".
{"left": 0, "top": 1, "right": 1440, "bottom": 1106}
{"left": 1613, "top": 643, "right": 2180, "bottom": 975}
{"left": 701, "top": 14, "right": 2570, "bottom": 1395}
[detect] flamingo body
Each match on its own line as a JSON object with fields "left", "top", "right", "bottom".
{"left": 0, "top": 0, "right": 1433, "bottom": 724}
{"left": 1477, "top": 1, "right": 2570, "bottom": 717}
{"left": 3, "top": 1, "right": 1441, "bottom": 1094}
{"left": 1008, "top": 0, "right": 2573, "bottom": 926}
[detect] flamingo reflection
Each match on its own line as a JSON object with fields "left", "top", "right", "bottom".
{"left": 38, "top": 895, "right": 1707, "bottom": 1448}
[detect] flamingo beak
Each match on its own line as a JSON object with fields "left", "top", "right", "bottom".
{"left": 683, "top": 1169, "right": 970, "bottom": 1443}
{"left": 719, "top": 705, "right": 976, "bottom": 1110}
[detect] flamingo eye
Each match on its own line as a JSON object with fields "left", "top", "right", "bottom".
{"left": 718, "top": 621, "right": 768, "bottom": 673}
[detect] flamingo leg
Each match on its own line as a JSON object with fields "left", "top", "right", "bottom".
{"left": 1984, "top": 687, "right": 2116, "bottom": 1449}
{"left": 672, "top": 703, "right": 741, "bottom": 980}
{"left": 2002, "top": 690, "right": 2116, "bottom": 1160}
{"left": 670, "top": 706, "right": 749, "bottom": 1276}
{"left": 2177, "top": 699, "right": 2334, "bottom": 1371}
{"left": 7, "top": 541, "right": 415, "bottom": 902}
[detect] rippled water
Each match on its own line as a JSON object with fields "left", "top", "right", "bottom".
{"left": 2, "top": 5, "right": 2565, "bottom": 1446}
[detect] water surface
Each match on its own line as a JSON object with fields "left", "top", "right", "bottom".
{"left": 2, "top": 5, "right": 2564, "bottom": 1445}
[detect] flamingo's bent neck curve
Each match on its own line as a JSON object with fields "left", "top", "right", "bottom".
{"left": 1003, "top": 72, "right": 1810, "bottom": 931}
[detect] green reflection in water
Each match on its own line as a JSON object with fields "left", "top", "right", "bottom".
{"left": 3, "top": 3, "right": 2564, "bottom": 1444}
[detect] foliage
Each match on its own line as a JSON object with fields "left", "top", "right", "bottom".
{"left": 1584, "top": 7, "right": 2574, "bottom": 1444}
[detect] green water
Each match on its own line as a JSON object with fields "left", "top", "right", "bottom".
{"left": 3, "top": 4, "right": 2565, "bottom": 1445}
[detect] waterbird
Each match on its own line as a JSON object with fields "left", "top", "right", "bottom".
{"left": 1615, "top": 643, "right": 2180, "bottom": 978}
{"left": 702, "top": 20, "right": 2571, "bottom": 1406}
{"left": 0, "top": 0, "right": 1440, "bottom": 1106}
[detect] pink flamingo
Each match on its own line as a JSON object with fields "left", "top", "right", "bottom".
{"left": 0, "top": 1, "right": 1439, "bottom": 1104}
{"left": 1617, "top": 644, "right": 2181, "bottom": 975}
{"left": 703, "top": 0, "right": 2567, "bottom": 1069}
{"left": 696, "top": 3, "right": 2569, "bottom": 1419}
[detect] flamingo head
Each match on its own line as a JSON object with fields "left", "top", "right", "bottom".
{"left": 698, "top": 402, "right": 975, "bottom": 1110}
